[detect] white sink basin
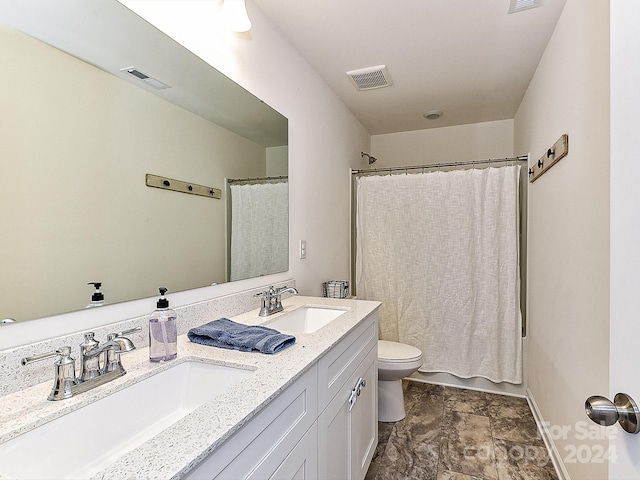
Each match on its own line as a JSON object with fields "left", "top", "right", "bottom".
{"left": 265, "top": 306, "right": 348, "bottom": 333}
{"left": 0, "top": 360, "right": 253, "bottom": 480}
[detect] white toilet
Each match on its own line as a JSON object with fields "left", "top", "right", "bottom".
{"left": 377, "top": 340, "right": 423, "bottom": 422}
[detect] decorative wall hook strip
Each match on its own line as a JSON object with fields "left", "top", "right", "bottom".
{"left": 145, "top": 174, "right": 221, "bottom": 199}
{"left": 529, "top": 134, "right": 569, "bottom": 183}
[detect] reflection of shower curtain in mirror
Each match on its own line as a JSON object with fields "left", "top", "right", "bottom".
{"left": 230, "top": 182, "right": 288, "bottom": 281}
{"left": 355, "top": 166, "right": 522, "bottom": 384}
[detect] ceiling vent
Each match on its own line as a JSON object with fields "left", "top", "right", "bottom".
{"left": 121, "top": 67, "right": 171, "bottom": 90}
{"left": 508, "top": 0, "right": 541, "bottom": 14}
{"left": 346, "top": 65, "right": 392, "bottom": 91}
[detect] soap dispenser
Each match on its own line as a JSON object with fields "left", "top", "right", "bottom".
{"left": 86, "top": 282, "right": 105, "bottom": 308}
{"left": 149, "top": 287, "right": 177, "bottom": 362}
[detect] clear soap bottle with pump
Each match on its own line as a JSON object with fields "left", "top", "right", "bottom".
{"left": 86, "top": 282, "right": 105, "bottom": 308}
{"left": 149, "top": 287, "right": 177, "bottom": 362}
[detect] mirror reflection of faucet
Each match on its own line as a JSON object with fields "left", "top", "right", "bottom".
{"left": 20, "top": 327, "right": 140, "bottom": 401}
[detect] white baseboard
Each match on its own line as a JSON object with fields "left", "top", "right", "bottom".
{"left": 527, "top": 388, "right": 570, "bottom": 480}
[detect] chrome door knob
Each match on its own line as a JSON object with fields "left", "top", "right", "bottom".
{"left": 585, "top": 393, "right": 640, "bottom": 434}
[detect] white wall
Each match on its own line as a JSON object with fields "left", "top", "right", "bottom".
{"left": 371, "top": 119, "right": 514, "bottom": 167}
{"left": 609, "top": 1, "right": 640, "bottom": 477}
{"left": 514, "top": 1, "right": 610, "bottom": 478}
{"left": 1, "top": 0, "right": 369, "bottom": 348}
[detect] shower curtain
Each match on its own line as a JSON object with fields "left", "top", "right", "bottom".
{"left": 355, "top": 166, "right": 522, "bottom": 384}
{"left": 229, "top": 182, "right": 288, "bottom": 281}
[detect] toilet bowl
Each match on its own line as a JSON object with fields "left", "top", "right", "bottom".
{"left": 377, "top": 340, "right": 423, "bottom": 422}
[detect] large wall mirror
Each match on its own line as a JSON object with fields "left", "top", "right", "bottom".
{"left": 0, "top": 0, "right": 289, "bottom": 323}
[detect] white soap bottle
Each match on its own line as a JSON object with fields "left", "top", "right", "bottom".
{"left": 86, "top": 282, "right": 105, "bottom": 308}
{"left": 149, "top": 287, "right": 177, "bottom": 362}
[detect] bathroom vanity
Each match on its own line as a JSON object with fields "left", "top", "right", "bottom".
{"left": 0, "top": 296, "right": 379, "bottom": 480}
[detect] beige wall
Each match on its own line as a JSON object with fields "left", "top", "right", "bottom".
{"left": 0, "top": 25, "right": 266, "bottom": 321}
{"left": 371, "top": 119, "right": 514, "bottom": 167}
{"left": 266, "top": 146, "right": 288, "bottom": 176}
{"left": 514, "top": 0, "right": 610, "bottom": 478}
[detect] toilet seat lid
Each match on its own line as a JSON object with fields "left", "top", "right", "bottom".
{"left": 378, "top": 340, "right": 422, "bottom": 363}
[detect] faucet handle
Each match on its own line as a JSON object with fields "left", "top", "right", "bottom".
{"left": 254, "top": 286, "right": 276, "bottom": 298}
{"left": 110, "top": 326, "right": 142, "bottom": 338}
{"left": 21, "top": 346, "right": 73, "bottom": 366}
{"left": 255, "top": 287, "right": 277, "bottom": 316}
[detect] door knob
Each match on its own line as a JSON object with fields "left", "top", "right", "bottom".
{"left": 585, "top": 393, "right": 640, "bottom": 434}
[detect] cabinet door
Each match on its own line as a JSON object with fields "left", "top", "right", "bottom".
{"left": 317, "top": 378, "right": 350, "bottom": 480}
{"left": 318, "top": 346, "right": 378, "bottom": 480}
{"left": 350, "top": 348, "right": 377, "bottom": 480}
{"left": 268, "top": 423, "right": 318, "bottom": 480}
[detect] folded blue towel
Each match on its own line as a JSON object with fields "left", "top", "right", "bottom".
{"left": 187, "top": 318, "right": 296, "bottom": 354}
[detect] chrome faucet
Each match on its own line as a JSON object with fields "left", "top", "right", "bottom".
{"left": 255, "top": 286, "right": 299, "bottom": 317}
{"left": 21, "top": 327, "right": 140, "bottom": 401}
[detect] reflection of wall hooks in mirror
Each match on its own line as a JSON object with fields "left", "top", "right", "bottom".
{"left": 146, "top": 174, "right": 221, "bottom": 199}
{"left": 529, "top": 134, "right": 569, "bottom": 183}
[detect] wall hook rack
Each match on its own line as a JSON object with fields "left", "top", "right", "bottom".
{"left": 145, "top": 173, "right": 221, "bottom": 199}
{"left": 529, "top": 134, "right": 568, "bottom": 183}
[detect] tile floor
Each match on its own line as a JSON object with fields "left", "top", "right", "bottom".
{"left": 365, "top": 381, "right": 559, "bottom": 480}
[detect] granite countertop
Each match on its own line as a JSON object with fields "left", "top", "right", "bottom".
{"left": 0, "top": 296, "right": 380, "bottom": 480}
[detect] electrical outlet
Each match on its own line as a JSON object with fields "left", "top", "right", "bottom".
{"left": 299, "top": 240, "right": 306, "bottom": 259}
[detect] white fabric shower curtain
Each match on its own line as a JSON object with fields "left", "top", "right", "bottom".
{"left": 229, "top": 182, "right": 288, "bottom": 281}
{"left": 356, "top": 166, "right": 522, "bottom": 384}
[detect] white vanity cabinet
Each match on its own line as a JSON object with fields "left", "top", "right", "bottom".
{"left": 184, "top": 309, "right": 379, "bottom": 480}
{"left": 184, "top": 364, "right": 319, "bottom": 480}
{"left": 317, "top": 313, "right": 378, "bottom": 480}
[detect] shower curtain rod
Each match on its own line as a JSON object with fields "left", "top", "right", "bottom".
{"left": 227, "top": 175, "right": 288, "bottom": 184}
{"left": 351, "top": 156, "right": 528, "bottom": 175}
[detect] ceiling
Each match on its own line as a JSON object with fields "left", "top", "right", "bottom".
{"left": 251, "top": 0, "right": 567, "bottom": 135}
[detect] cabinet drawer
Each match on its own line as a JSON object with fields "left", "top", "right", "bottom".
{"left": 185, "top": 364, "right": 318, "bottom": 480}
{"left": 317, "top": 311, "right": 378, "bottom": 411}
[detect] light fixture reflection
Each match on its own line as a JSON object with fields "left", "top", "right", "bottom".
{"left": 221, "top": 0, "right": 252, "bottom": 32}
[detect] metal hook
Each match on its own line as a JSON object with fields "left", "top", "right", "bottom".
{"left": 547, "top": 148, "right": 555, "bottom": 158}
{"left": 537, "top": 159, "right": 544, "bottom": 168}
